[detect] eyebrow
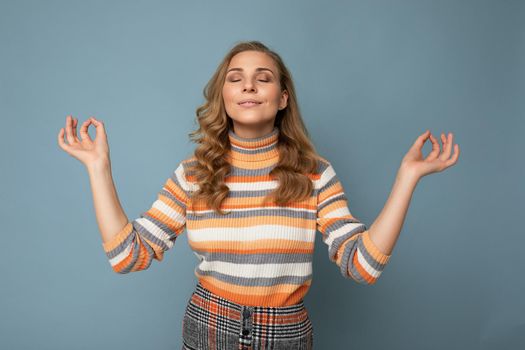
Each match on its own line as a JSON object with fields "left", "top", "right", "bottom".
{"left": 226, "top": 67, "right": 275, "bottom": 76}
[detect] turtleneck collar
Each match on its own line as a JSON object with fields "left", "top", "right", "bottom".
{"left": 227, "top": 126, "right": 280, "bottom": 162}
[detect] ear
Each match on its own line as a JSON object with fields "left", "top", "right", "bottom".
{"left": 279, "top": 90, "right": 289, "bottom": 110}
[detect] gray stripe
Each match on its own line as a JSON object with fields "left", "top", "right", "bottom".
{"left": 106, "top": 218, "right": 173, "bottom": 259}
{"left": 339, "top": 235, "right": 368, "bottom": 284}
{"left": 317, "top": 192, "right": 348, "bottom": 212}
{"left": 228, "top": 126, "right": 279, "bottom": 142}
{"left": 140, "top": 212, "right": 179, "bottom": 242}
{"left": 184, "top": 161, "right": 277, "bottom": 177}
{"left": 318, "top": 173, "right": 340, "bottom": 193}
{"left": 229, "top": 164, "right": 277, "bottom": 176}
{"left": 135, "top": 217, "right": 174, "bottom": 250}
{"left": 119, "top": 238, "right": 142, "bottom": 274}
{"left": 188, "top": 207, "right": 316, "bottom": 221}
{"left": 158, "top": 188, "right": 187, "bottom": 211}
{"left": 120, "top": 238, "right": 155, "bottom": 274}
{"left": 193, "top": 251, "right": 313, "bottom": 264}
{"left": 316, "top": 159, "right": 330, "bottom": 174}
{"left": 231, "top": 143, "right": 277, "bottom": 155}
{"left": 217, "top": 188, "right": 281, "bottom": 198}
{"left": 195, "top": 268, "right": 312, "bottom": 287}
{"left": 326, "top": 223, "right": 366, "bottom": 262}
{"left": 356, "top": 235, "right": 388, "bottom": 271}
{"left": 105, "top": 227, "right": 135, "bottom": 259}
{"left": 324, "top": 219, "right": 364, "bottom": 235}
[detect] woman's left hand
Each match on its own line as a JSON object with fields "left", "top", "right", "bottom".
{"left": 399, "top": 130, "right": 460, "bottom": 180}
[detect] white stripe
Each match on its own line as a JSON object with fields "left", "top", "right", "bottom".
{"left": 323, "top": 222, "right": 365, "bottom": 249}
{"left": 188, "top": 205, "right": 316, "bottom": 216}
{"left": 136, "top": 217, "right": 175, "bottom": 248}
{"left": 187, "top": 225, "right": 315, "bottom": 242}
{"left": 226, "top": 181, "right": 279, "bottom": 191}
{"left": 323, "top": 206, "right": 351, "bottom": 218}
{"left": 316, "top": 163, "right": 336, "bottom": 190}
{"left": 317, "top": 191, "right": 348, "bottom": 207}
{"left": 198, "top": 260, "right": 312, "bottom": 279}
{"left": 232, "top": 143, "right": 276, "bottom": 152}
{"left": 109, "top": 244, "right": 132, "bottom": 266}
{"left": 153, "top": 199, "right": 185, "bottom": 223}
{"left": 173, "top": 163, "right": 192, "bottom": 192}
{"left": 357, "top": 248, "right": 381, "bottom": 278}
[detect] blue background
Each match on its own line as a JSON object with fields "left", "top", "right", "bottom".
{"left": 1, "top": 0, "right": 524, "bottom": 349}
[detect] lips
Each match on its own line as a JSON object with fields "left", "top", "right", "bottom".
{"left": 238, "top": 99, "right": 262, "bottom": 106}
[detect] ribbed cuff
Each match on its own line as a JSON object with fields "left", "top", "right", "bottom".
{"left": 362, "top": 230, "right": 391, "bottom": 265}
{"left": 101, "top": 222, "right": 133, "bottom": 253}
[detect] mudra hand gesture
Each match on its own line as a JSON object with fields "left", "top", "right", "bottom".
{"left": 400, "top": 130, "right": 460, "bottom": 180}
{"left": 57, "top": 115, "right": 110, "bottom": 169}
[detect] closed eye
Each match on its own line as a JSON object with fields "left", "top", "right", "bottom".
{"left": 229, "top": 80, "right": 269, "bottom": 82}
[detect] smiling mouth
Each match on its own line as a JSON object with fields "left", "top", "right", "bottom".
{"left": 238, "top": 101, "right": 262, "bottom": 107}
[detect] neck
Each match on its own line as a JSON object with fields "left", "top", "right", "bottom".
{"left": 227, "top": 126, "right": 280, "bottom": 162}
{"left": 230, "top": 123, "right": 275, "bottom": 139}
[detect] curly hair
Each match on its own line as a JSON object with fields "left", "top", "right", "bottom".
{"left": 187, "top": 40, "right": 321, "bottom": 216}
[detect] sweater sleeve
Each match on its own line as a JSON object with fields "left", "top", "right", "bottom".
{"left": 101, "top": 161, "right": 190, "bottom": 274}
{"left": 316, "top": 160, "right": 391, "bottom": 285}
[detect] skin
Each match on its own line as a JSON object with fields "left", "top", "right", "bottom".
{"left": 57, "top": 52, "right": 460, "bottom": 256}
{"left": 222, "top": 50, "right": 288, "bottom": 139}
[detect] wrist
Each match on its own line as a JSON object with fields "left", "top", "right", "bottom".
{"left": 86, "top": 157, "right": 111, "bottom": 175}
{"left": 397, "top": 165, "right": 420, "bottom": 185}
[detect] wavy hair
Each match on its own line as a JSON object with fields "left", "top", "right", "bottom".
{"left": 187, "top": 40, "right": 321, "bottom": 215}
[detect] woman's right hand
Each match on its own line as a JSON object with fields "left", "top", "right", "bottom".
{"left": 57, "top": 115, "right": 111, "bottom": 169}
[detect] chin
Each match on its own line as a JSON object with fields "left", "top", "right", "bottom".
{"left": 229, "top": 114, "right": 271, "bottom": 124}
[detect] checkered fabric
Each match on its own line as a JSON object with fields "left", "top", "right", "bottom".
{"left": 182, "top": 282, "right": 314, "bottom": 350}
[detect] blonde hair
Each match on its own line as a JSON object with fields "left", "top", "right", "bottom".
{"left": 187, "top": 40, "right": 321, "bottom": 215}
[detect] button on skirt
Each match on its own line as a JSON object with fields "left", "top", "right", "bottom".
{"left": 182, "top": 281, "right": 314, "bottom": 350}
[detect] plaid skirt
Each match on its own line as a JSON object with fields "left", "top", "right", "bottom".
{"left": 181, "top": 281, "right": 314, "bottom": 350}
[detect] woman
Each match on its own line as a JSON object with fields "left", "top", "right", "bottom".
{"left": 57, "top": 40, "right": 460, "bottom": 350}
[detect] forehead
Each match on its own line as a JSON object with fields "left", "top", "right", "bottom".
{"left": 227, "top": 50, "right": 277, "bottom": 71}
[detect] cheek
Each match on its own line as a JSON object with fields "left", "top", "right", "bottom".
{"left": 222, "top": 86, "right": 232, "bottom": 103}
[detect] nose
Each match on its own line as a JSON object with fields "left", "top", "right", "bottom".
{"left": 242, "top": 79, "right": 256, "bottom": 92}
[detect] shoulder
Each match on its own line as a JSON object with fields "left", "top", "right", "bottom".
{"left": 180, "top": 155, "right": 197, "bottom": 172}
{"left": 314, "top": 154, "right": 333, "bottom": 175}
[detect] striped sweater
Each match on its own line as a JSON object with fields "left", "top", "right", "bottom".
{"left": 102, "top": 126, "right": 391, "bottom": 307}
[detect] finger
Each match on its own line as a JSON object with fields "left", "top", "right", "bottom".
{"left": 412, "top": 130, "right": 430, "bottom": 149}
{"left": 426, "top": 132, "right": 440, "bottom": 160}
{"left": 65, "top": 115, "right": 75, "bottom": 145}
{"left": 446, "top": 143, "right": 460, "bottom": 167}
{"left": 71, "top": 117, "right": 80, "bottom": 142}
{"left": 441, "top": 132, "right": 453, "bottom": 160}
{"left": 89, "top": 116, "right": 107, "bottom": 138}
{"left": 57, "top": 127, "right": 71, "bottom": 151}
{"left": 79, "top": 119, "right": 93, "bottom": 142}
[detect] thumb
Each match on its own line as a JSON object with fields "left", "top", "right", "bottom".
{"left": 89, "top": 116, "right": 107, "bottom": 135}
{"left": 413, "top": 130, "right": 430, "bottom": 147}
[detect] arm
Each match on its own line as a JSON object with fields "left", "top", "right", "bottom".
{"left": 87, "top": 159, "right": 129, "bottom": 246}
{"left": 369, "top": 129, "right": 460, "bottom": 255}
{"left": 95, "top": 161, "right": 190, "bottom": 274}
{"left": 317, "top": 129, "right": 460, "bottom": 284}
{"left": 316, "top": 161, "right": 391, "bottom": 285}
{"left": 366, "top": 170, "right": 418, "bottom": 256}
{"left": 57, "top": 115, "right": 190, "bottom": 274}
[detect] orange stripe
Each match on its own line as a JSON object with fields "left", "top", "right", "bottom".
{"left": 199, "top": 276, "right": 311, "bottom": 307}
{"left": 148, "top": 205, "right": 184, "bottom": 235}
{"left": 164, "top": 178, "right": 189, "bottom": 204}
{"left": 189, "top": 239, "right": 314, "bottom": 254}
{"left": 188, "top": 215, "right": 315, "bottom": 230}
{"left": 189, "top": 200, "right": 316, "bottom": 212}
{"left": 102, "top": 222, "right": 133, "bottom": 252}
{"left": 362, "top": 230, "right": 391, "bottom": 264}
{"left": 352, "top": 253, "right": 375, "bottom": 284}
{"left": 317, "top": 181, "right": 345, "bottom": 202}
